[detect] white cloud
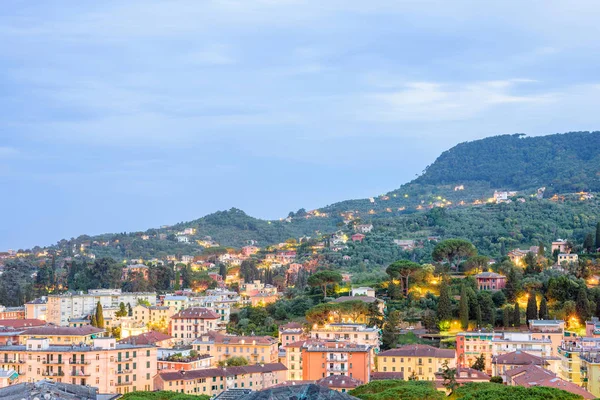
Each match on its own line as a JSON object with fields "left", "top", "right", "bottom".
{"left": 360, "top": 79, "right": 556, "bottom": 122}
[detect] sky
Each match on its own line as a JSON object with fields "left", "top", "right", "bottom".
{"left": 2, "top": 0, "right": 600, "bottom": 249}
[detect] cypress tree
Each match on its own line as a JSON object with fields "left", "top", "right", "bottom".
{"left": 505, "top": 268, "right": 518, "bottom": 302}
{"left": 95, "top": 301, "right": 105, "bottom": 329}
{"left": 459, "top": 284, "right": 469, "bottom": 330}
{"left": 596, "top": 222, "right": 600, "bottom": 250}
{"left": 538, "top": 242, "right": 545, "bottom": 258}
{"left": 513, "top": 302, "right": 520, "bottom": 327}
{"left": 526, "top": 292, "right": 538, "bottom": 325}
{"left": 437, "top": 280, "right": 452, "bottom": 322}
{"left": 475, "top": 304, "right": 482, "bottom": 328}
{"left": 584, "top": 233, "right": 595, "bottom": 253}
{"left": 539, "top": 297, "right": 549, "bottom": 320}
{"left": 381, "top": 311, "right": 401, "bottom": 350}
{"left": 503, "top": 306, "right": 512, "bottom": 328}
{"left": 127, "top": 303, "right": 133, "bottom": 317}
{"left": 91, "top": 315, "right": 97, "bottom": 327}
{"left": 576, "top": 287, "right": 590, "bottom": 323}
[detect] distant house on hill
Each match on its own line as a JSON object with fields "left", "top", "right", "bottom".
{"left": 351, "top": 234, "right": 365, "bottom": 243}
{"left": 354, "top": 224, "right": 373, "bottom": 234}
{"left": 475, "top": 272, "right": 506, "bottom": 291}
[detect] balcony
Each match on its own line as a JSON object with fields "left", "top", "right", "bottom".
{"left": 327, "top": 365, "right": 346, "bottom": 372}
{"left": 117, "top": 358, "right": 134, "bottom": 362}
{"left": 43, "top": 360, "right": 64, "bottom": 365}
{"left": 328, "top": 356, "right": 348, "bottom": 362}
{"left": 69, "top": 360, "right": 91, "bottom": 365}
{"left": 42, "top": 371, "right": 65, "bottom": 377}
{"left": 116, "top": 381, "right": 132, "bottom": 386}
{"left": 71, "top": 371, "right": 91, "bottom": 377}
{"left": 2, "top": 359, "right": 24, "bottom": 364}
{"left": 117, "top": 369, "right": 134, "bottom": 374}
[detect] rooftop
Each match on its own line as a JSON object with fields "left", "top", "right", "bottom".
{"left": 378, "top": 344, "right": 455, "bottom": 358}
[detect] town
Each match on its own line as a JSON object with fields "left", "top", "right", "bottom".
{"left": 0, "top": 222, "right": 599, "bottom": 400}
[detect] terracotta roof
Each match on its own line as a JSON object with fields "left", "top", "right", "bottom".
{"left": 0, "top": 319, "right": 46, "bottom": 329}
{"left": 508, "top": 364, "right": 594, "bottom": 399}
{"left": 280, "top": 322, "right": 303, "bottom": 330}
{"left": 172, "top": 307, "right": 220, "bottom": 320}
{"left": 118, "top": 331, "right": 172, "bottom": 345}
{"left": 494, "top": 351, "right": 546, "bottom": 366}
{"left": 316, "top": 375, "right": 362, "bottom": 389}
{"left": 156, "top": 363, "right": 287, "bottom": 382}
{"left": 20, "top": 325, "right": 104, "bottom": 336}
{"left": 370, "top": 371, "right": 404, "bottom": 380}
{"left": 378, "top": 344, "right": 455, "bottom": 358}
{"left": 209, "top": 332, "right": 277, "bottom": 345}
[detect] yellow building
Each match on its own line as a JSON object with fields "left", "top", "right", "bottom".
{"left": 133, "top": 305, "right": 176, "bottom": 329}
{"left": 193, "top": 332, "right": 279, "bottom": 366}
{"left": 376, "top": 344, "right": 455, "bottom": 381}
{"left": 153, "top": 363, "right": 287, "bottom": 396}
{"left": 18, "top": 326, "right": 105, "bottom": 345}
{"left": 581, "top": 353, "right": 600, "bottom": 397}
{"left": 559, "top": 337, "right": 600, "bottom": 386}
{"left": 0, "top": 337, "right": 157, "bottom": 395}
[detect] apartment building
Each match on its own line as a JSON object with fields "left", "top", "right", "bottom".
{"left": 492, "top": 351, "right": 549, "bottom": 382}
{"left": 376, "top": 344, "right": 455, "bottom": 381}
{"left": 153, "top": 363, "right": 287, "bottom": 396}
{"left": 310, "top": 324, "right": 380, "bottom": 352}
{"left": 529, "top": 319, "right": 565, "bottom": 357}
{"left": 163, "top": 296, "right": 188, "bottom": 311}
{"left": 169, "top": 308, "right": 220, "bottom": 345}
{"left": 0, "top": 337, "right": 157, "bottom": 395}
{"left": 492, "top": 332, "right": 552, "bottom": 359}
{"left": 455, "top": 332, "right": 499, "bottom": 375}
{"left": 189, "top": 294, "right": 238, "bottom": 329}
{"left": 193, "top": 331, "right": 279, "bottom": 366}
{"left": 302, "top": 341, "right": 372, "bottom": 384}
{"left": 279, "top": 322, "right": 307, "bottom": 348}
{"left": 19, "top": 326, "right": 105, "bottom": 345}
{"left": 25, "top": 297, "right": 47, "bottom": 321}
{"left": 132, "top": 305, "right": 176, "bottom": 328}
{"left": 47, "top": 290, "right": 156, "bottom": 326}
{"left": 559, "top": 337, "right": 600, "bottom": 385}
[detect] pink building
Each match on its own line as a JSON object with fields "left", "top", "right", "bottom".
{"left": 351, "top": 234, "right": 365, "bottom": 243}
{"left": 242, "top": 245, "right": 260, "bottom": 256}
{"left": 475, "top": 272, "right": 506, "bottom": 291}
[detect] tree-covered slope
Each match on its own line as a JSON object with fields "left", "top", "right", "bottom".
{"left": 414, "top": 132, "right": 600, "bottom": 191}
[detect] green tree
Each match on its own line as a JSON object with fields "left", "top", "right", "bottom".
{"left": 116, "top": 302, "right": 128, "bottom": 318}
{"left": 432, "top": 239, "right": 477, "bottom": 270}
{"left": 437, "top": 279, "right": 452, "bottom": 322}
{"left": 475, "top": 304, "right": 482, "bottom": 328}
{"left": 539, "top": 297, "right": 549, "bottom": 320}
{"left": 459, "top": 284, "right": 469, "bottom": 329}
{"left": 95, "top": 301, "right": 105, "bottom": 329}
{"left": 583, "top": 232, "right": 594, "bottom": 253}
{"left": 526, "top": 292, "right": 538, "bottom": 325}
{"left": 441, "top": 360, "right": 458, "bottom": 394}
{"left": 504, "top": 267, "right": 519, "bottom": 302}
{"left": 127, "top": 303, "right": 133, "bottom": 317}
{"left": 513, "top": 302, "right": 520, "bottom": 327}
{"left": 503, "top": 306, "right": 512, "bottom": 328}
{"left": 91, "top": 314, "right": 97, "bottom": 327}
{"left": 490, "top": 376, "right": 503, "bottom": 384}
{"left": 537, "top": 242, "right": 546, "bottom": 258}
{"left": 308, "top": 270, "right": 343, "bottom": 299}
{"left": 382, "top": 310, "right": 401, "bottom": 350}
{"left": 463, "top": 255, "right": 489, "bottom": 275}
{"left": 576, "top": 287, "right": 591, "bottom": 323}
{"left": 471, "top": 354, "right": 485, "bottom": 371}
{"left": 219, "top": 263, "right": 227, "bottom": 279}
{"left": 596, "top": 222, "right": 600, "bottom": 250}
{"left": 218, "top": 356, "right": 248, "bottom": 367}
{"left": 386, "top": 260, "right": 421, "bottom": 296}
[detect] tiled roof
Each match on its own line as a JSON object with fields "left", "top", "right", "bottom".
{"left": 20, "top": 325, "right": 104, "bottom": 336}
{"left": 316, "top": 375, "right": 362, "bottom": 389}
{"left": 209, "top": 332, "right": 277, "bottom": 345}
{"left": 370, "top": 371, "right": 404, "bottom": 380}
{"left": 118, "top": 331, "right": 172, "bottom": 345}
{"left": 494, "top": 351, "right": 546, "bottom": 365}
{"left": 0, "top": 319, "right": 46, "bottom": 329}
{"left": 156, "top": 363, "right": 287, "bottom": 382}
{"left": 378, "top": 344, "right": 455, "bottom": 358}
{"left": 508, "top": 364, "right": 594, "bottom": 399}
{"left": 172, "top": 307, "right": 220, "bottom": 320}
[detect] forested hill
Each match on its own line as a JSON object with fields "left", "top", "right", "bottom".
{"left": 29, "top": 131, "right": 600, "bottom": 257}
{"left": 414, "top": 132, "right": 600, "bottom": 191}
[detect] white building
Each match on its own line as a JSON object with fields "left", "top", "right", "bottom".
{"left": 47, "top": 289, "right": 157, "bottom": 326}
{"left": 351, "top": 287, "right": 376, "bottom": 298}
{"left": 492, "top": 332, "right": 552, "bottom": 359}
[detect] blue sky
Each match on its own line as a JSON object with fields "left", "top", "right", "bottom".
{"left": 2, "top": 1, "right": 600, "bottom": 249}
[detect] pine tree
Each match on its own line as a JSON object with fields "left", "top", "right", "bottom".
{"left": 513, "top": 302, "right": 520, "bottom": 327}
{"left": 539, "top": 297, "right": 549, "bottom": 320}
{"left": 526, "top": 292, "right": 538, "bottom": 325}
{"left": 576, "top": 287, "right": 590, "bottom": 323}
{"left": 437, "top": 280, "right": 452, "bottom": 321}
{"left": 471, "top": 354, "right": 485, "bottom": 371}
{"left": 459, "top": 284, "right": 469, "bottom": 330}
{"left": 381, "top": 311, "right": 401, "bottom": 350}
{"left": 596, "top": 222, "right": 600, "bottom": 250}
{"left": 95, "top": 301, "right": 105, "bottom": 329}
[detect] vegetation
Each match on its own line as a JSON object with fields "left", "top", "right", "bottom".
{"left": 120, "top": 391, "right": 209, "bottom": 400}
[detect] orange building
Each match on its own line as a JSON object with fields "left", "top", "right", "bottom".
{"left": 301, "top": 341, "right": 372, "bottom": 384}
{"left": 0, "top": 337, "right": 157, "bottom": 395}
{"left": 455, "top": 332, "right": 500, "bottom": 375}
{"left": 169, "top": 308, "right": 220, "bottom": 344}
